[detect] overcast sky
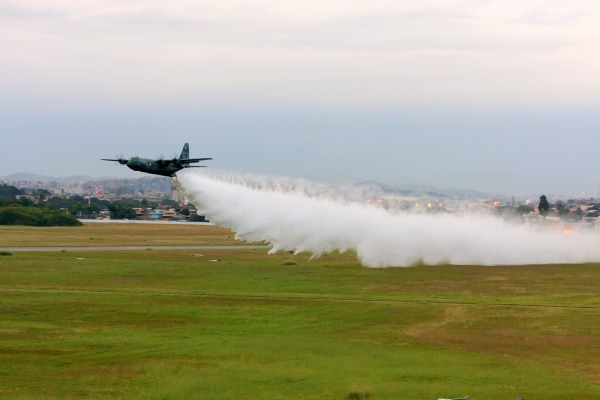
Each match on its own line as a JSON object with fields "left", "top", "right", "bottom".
{"left": 1, "top": 0, "right": 599, "bottom": 196}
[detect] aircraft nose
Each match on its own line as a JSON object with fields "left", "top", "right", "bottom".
{"left": 127, "top": 159, "right": 142, "bottom": 169}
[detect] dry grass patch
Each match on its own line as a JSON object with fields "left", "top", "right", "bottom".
{"left": 0, "top": 223, "right": 240, "bottom": 247}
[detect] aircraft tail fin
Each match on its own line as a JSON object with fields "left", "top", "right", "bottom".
{"left": 179, "top": 143, "right": 190, "bottom": 160}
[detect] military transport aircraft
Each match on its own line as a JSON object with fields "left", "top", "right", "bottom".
{"left": 102, "top": 143, "right": 212, "bottom": 177}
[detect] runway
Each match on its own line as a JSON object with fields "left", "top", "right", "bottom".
{"left": 0, "top": 245, "right": 271, "bottom": 252}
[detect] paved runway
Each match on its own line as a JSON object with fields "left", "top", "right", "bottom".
{"left": 0, "top": 245, "right": 270, "bottom": 252}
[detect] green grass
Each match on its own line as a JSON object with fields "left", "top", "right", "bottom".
{"left": 1, "top": 248, "right": 599, "bottom": 399}
{"left": 0, "top": 223, "right": 240, "bottom": 247}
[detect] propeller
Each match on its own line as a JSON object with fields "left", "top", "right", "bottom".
{"left": 157, "top": 157, "right": 179, "bottom": 167}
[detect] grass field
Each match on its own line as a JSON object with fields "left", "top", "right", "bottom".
{"left": 0, "top": 224, "right": 599, "bottom": 399}
{"left": 0, "top": 223, "right": 239, "bottom": 247}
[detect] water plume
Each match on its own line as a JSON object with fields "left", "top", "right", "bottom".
{"left": 177, "top": 170, "right": 600, "bottom": 267}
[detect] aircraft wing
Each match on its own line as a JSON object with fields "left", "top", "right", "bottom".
{"left": 180, "top": 158, "right": 212, "bottom": 163}
{"left": 156, "top": 158, "right": 176, "bottom": 167}
{"left": 102, "top": 158, "right": 129, "bottom": 165}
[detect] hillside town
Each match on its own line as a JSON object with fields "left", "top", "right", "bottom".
{"left": 0, "top": 175, "right": 206, "bottom": 223}
{"left": 2, "top": 174, "right": 600, "bottom": 226}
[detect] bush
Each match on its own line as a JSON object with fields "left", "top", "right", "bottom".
{"left": 188, "top": 214, "right": 209, "bottom": 222}
{"left": 0, "top": 206, "right": 81, "bottom": 226}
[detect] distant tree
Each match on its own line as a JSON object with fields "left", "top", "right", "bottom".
{"left": 538, "top": 195, "right": 550, "bottom": 216}
{"left": 160, "top": 199, "right": 180, "bottom": 209}
{"left": 45, "top": 196, "right": 70, "bottom": 209}
{"left": 139, "top": 198, "right": 158, "bottom": 209}
{"left": 0, "top": 199, "right": 24, "bottom": 208}
{"left": 0, "top": 184, "right": 24, "bottom": 199}
{"left": 114, "top": 198, "right": 142, "bottom": 209}
{"left": 555, "top": 201, "right": 571, "bottom": 218}
{"left": 0, "top": 197, "right": 39, "bottom": 208}
{"left": 516, "top": 204, "right": 534, "bottom": 214}
{"left": 188, "top": 214, "right": 208, "bottom": 222}
{"left": 71, "top": 195, "right": 86, "bottom": 203}
{"left": 32, "top": 189, "right": 51, "bottom": 202}
{"left": 0, "top": 206, "right": 81, "bottom": 226}
{"left": 108, "top": 201, "right": 137, "bottom": 220}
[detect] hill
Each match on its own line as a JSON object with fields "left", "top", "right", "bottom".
{"left": 1, "top": 173, "right": 102, "bottom": 184}
{"left": 356, "top": 180, "right": 506, "bottom": 200}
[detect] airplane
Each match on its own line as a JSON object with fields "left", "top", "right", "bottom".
{"left": 102, "top": 143, "right": 212, "bottom": 177}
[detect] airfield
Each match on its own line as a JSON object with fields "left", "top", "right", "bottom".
{"left": 0, "top": 223, "right": 599, "bottom": 399}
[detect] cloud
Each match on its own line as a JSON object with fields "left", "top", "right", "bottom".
{"left": 1, "top": 0, "right": 599, "bottom": 109}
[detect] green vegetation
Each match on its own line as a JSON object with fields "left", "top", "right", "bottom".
{"left": 0, "top": 184, "right": 24, "bottom": 199}
{"left": 45, "top": 195, "right": 151, "bottom": 219}
{"left": 45, "top": 195, "right": 191, "bottom": 219}
{"left": 0, "top": 227, "right": 598, "bottom": 399}
{"left": 0, "top": 184, "right": 193, "bottom": 221}
{"left": 539, "top": 195, "right": 550, "bottom": 216}
{"left": 0, "top": 223, "right": 238, "bottom": 247}
{"left": 0, "top": 200, "right": 81, "bottom": 226}
{"left": 0, "top": 185, "right": 82, "bottom": 226}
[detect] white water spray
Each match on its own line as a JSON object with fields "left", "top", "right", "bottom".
{"left": 177, "top": 170, "right": 600, "bottom": 267}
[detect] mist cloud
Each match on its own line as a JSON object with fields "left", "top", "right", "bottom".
{"left": 178, "top": 170, "right": 600, "bottom": 267}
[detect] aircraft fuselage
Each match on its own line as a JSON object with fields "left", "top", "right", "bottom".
{"left": 126, "top": 157, "right": 183, "bottom": 177}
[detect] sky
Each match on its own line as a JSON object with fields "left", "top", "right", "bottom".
{"left": 1, "top": 0, "right": 600, "bottom": 196}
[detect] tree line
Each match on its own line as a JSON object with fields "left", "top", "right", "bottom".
{"left": 0, "top": 185, "right": 81, "bottom": 226}
{"left": 0, "top": 184, "right": 198, "bottom": 226}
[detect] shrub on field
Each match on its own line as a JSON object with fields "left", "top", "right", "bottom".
{"left": 0, "top": 206, "right": 81, "bottom": 226}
